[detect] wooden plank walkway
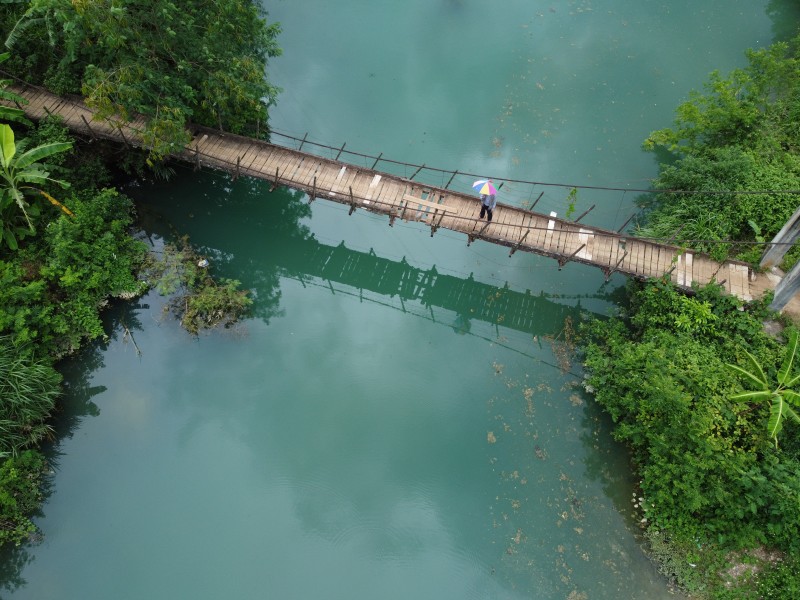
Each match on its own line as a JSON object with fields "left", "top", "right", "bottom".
{"left": 9, "top": 83, "right": 760, "bottom": 300}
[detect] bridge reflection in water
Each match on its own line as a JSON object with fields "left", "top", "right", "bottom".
{"left": 276, "top": 238, "right": 608, "bottom": 341}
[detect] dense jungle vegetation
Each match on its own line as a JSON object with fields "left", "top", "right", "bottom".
{"left": 581, "top": 34, "right": 800, "bottom": 598}
{"left": 0, "top": 0, "right": 278, "bottom": 550}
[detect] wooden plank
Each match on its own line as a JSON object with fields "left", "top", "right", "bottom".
{"left": 401, "top": 194, "right": 454, "bottom": 213}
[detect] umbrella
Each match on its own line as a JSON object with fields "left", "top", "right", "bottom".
{"left": 472, "top": 179, "right": 497, "bottom": 196}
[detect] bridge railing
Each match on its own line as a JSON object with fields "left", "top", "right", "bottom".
{"left": 266, "top": 129, "right": 639, "bottom": 230}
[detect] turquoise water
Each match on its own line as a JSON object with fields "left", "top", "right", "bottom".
{"left": 1, "top": 1, "right": 790, "bottom": 598}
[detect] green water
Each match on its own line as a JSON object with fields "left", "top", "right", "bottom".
{"left": 1, "top": 1, "right": 793, "bottom": 598}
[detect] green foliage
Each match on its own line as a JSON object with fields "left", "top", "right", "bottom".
{"left": 145, "top": 237, "right": 252, "bottom": 335}
{"left": 564, "top": 187, "right": 577, "bottom": 220}
{"left": 0, "top": 123, "right": 73, "bottom": 249}
{"left": 6, "top": 0, "right": 282, "bottom": 160}
{"left": 639, "top": 35, "right": 800, "bottom": 266}
{"left": 727, "top": 330, "right": 800, "bottom": 447}
{"left": 580, "top": 279, "right": 800, "bottom": 595}
{"left": 755, "top": 555, "right": 800, "bottom": 598}
{"left": 0, "top": 337, "right": 60, "bottom": 454}
{"left": 0, "top": 188, "right": 147, "bottom": 356}
{"left": 0, "top": 450, "right": 46, "bottom": 547}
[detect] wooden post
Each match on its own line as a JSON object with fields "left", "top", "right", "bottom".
{"left": 445, "top": 170, "right": 458, "bottom": 189}
{"left": 604, "top": 251, "right": 629, "bottom": 280}
{"left": 233, "top": 156, "right": 241, "bottom": 181}
{"left": 371, "top": 152, "right": 383, "bottom": 170}
{"left": 430, "top": 210, "right": 446, "bottom": 237}
{"left": 80, "top": 114, "right": 97, "bottom": 140}
{"left": 530, "top": 191, "right": 544, "bottom": 210}
{"left": 616, "top": 213, "right": 635, "bottom": 233}
{"left": 409, "top": 163, "right": 425, "bottom": 181}
{"left": 468, "top": 221, "right": 491, "bottom": 246}
{"left": 117, "top": 124, "right": 130, "bottom": 148}
{"left": 298, "top": 132, "right": 308, "bottom": 151}
{"left": 389, "top": 210, "right": 397, "bottom": 227}
{"left": 269, "top": 167, "right": 279, "bottom": 191}
{"left": 335, "top": 142, "right": 346, "bottom": 161}
{"left": 509, "top": 230, "right": 530, "bottom": 256}
{"left": 668, "top": 224, "right": 686, "bottom": 243}
{"left": 43, "top": 105, "right": 53, "bottom": 117}
{"left": 309, "top": 176, "right": 317, "bottom": 204}
{"left": 194, "top": 144, "right": 200, "bottom": 170}
{"left": 348, "top": 186, "right": 357, "bottom": 215}
{"left": 573, "top": 204, "right": 595, "bottom": 223}
{"left": 557, "top": 244, "right": 587, "bottom": 270}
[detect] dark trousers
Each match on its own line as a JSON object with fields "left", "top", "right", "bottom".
{"left": 480, "top": 206, "right": 493, "bottom": 221}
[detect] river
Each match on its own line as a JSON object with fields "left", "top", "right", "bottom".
{"left": 0, "top": 1, "right": 791, "bottom": 598}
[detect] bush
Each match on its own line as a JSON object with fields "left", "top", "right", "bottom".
{"left": 580, "top": 280, "right": 800, "bottom": 595}
{"left": 0, "top": 451, "right": 47, "bottom": 547}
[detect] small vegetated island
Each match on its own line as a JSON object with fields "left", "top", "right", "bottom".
{"left": 0, "top": 1, "right": 799, "bottom": 598}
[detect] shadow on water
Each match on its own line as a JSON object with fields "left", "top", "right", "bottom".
{"left": 767, "top": 0, "right": 800, "bottom": 42}
{"left": 0, "top": 298, "right": 149, "bottom": 594}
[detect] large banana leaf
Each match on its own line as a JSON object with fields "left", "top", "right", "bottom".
{"left": 778, "top": 330, "right": 800, "bottom": 386}
{"left": 726, "top": 353, "right": 769, "bottom": 390}
{"left": 768, "top": 394, "right": 800, "bottom": 442}
{"left": 14, "top": 141, "right": 73, "bottom": 171}
{"left": 0, "top": 124, "right": 16, "bottom": 168}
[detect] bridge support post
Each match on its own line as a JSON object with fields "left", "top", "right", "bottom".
{"left": 233, "top": 156, "right": 241, "bottom": 181}
{"left": 761, "top": 204, "right": 800, "bottom": 269}
{"left": 115, "top": 123, "right": 130, "bottom": 148}
{"left": 309, "top": 177, "right": 317, "bottom": 204}
{"left": 530, "top": 191, "right": 544, "bottom": 210}
{"left": 573, "top": 204, "right": 595, "bottom": 223}
{"left": 430, "top": 211, "right": 446, "bottom": 237}
{"left": 557, "top": 244, "right": 586, "bottom": 270}
{"left": 194, "top": 144, "right": 200, "bottom": 170}
{"left": 348, "top": 187, "right": 357, "bottom": 215}
{"left": 389, "top": 210, "right": 396, "bottom": 227}
{"left": 80, "top": 114, "right": 97, "bottom": 141}
{"left": 509, "top": 230, "right": 530, "bottom": 257}
{"left": 298, "top": 132, "right": 308, "bottom": 151}
{"left": 409, "top": 164, "right": 425, "bottom": 181}
{"left": 603, "top": 251, "right": 628, "bottom": 281}
{"left": 371, "top": 152, "right": 382, "bottom": 170}
{"left": 468, "top": 221, "right": 491, "bottom": 246}
{"left": 270, "top": 167, "right": 280, "bottom": 192}
{"left": 445, "top": 170, "right": 458, "bottom": 189}
{"left": 616, "top": 214, "right": 635, "bottom": 233}
{"left": 335, "top": 142, "right": 346, "bottom": 161}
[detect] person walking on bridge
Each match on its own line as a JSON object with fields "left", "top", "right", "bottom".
{"left": 479, "top": 192, "right": 496, "bottom": 221}
{"left": 472, "top": 179, "right": 498, "bottom": 222}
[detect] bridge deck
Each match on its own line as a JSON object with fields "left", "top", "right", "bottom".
{"left": 10, "top": 83, "right": 757, "bottom": 300}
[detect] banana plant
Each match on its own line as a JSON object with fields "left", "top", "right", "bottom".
{"left": 0, "top": 123, "right": 72, "bottom": 249}
{"left": 727, "top": 329, "right": 800, "bottom": 448}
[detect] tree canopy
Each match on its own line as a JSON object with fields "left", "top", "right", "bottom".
{"left": 5, "top": 0, "right": 282, "bottom": 159}
{"left": 639, "top": 35, "right": 800, "bottom": 265}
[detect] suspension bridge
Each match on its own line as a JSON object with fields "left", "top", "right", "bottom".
{"left": 9, "top": 81, "right": 787, "bottom": 306}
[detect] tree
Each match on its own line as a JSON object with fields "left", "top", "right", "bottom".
{"left": 6, "top": 0, "right": 282, "bottom": 160}
{"left": 727, "top": 329, "right": 800, "bottom": 448}
{"left": 0, "top": 123, "right": 72, "bottom": 249}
